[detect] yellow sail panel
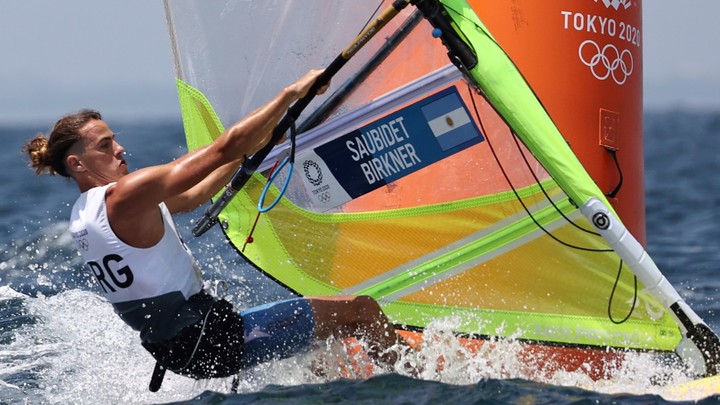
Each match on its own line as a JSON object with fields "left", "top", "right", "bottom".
{"left": 236, "top": 175, "right": 556, "bottom": 290}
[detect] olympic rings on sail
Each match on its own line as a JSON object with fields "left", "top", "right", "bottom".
{"left": 578, "top": 39, "right": 634, "bottom": 85}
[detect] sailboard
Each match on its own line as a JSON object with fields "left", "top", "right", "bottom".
{"left": 661, "top": 374, "right": 720, "bottom": 402}
{"left": 163, "top": 0, "right": 720, "bottom": 397}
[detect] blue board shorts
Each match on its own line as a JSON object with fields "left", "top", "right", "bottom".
{"left": 240, "top": 297, "right": 316, "bottom": 368}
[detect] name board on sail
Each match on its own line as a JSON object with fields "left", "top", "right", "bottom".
{"left": 297, "top": 86, "right": 484, "bottom": 211}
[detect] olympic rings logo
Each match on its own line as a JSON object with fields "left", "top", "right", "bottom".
{"left": 318, "top": 191, "right": 331, "bottom": 204}
{"left": 77, "top": 238, "right": 89, "bottom": 251}
{"left": 578, "top": 39, "right": 634, "bottom": 85}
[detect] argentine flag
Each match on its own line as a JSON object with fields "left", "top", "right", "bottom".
{"left": 421, "top": 92, "right": 481, "bottom": 151}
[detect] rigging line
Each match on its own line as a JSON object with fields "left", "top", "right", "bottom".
{"left": 607, "top": 260, "right": 638, "bottom": 324}
{"left": 358, "top": 2, "right": 385, "bottom": 37}
{"left": 467, "top": 86, "right": 612, "bottom": 253}
{"left": 508, "top": 128, "right": 601, "bottom": 236}
{"left": 242, "top": 160, "right": 281, "bottom": 252}
{"left": 604, "top": 148, "right": 624, "bottom": 198}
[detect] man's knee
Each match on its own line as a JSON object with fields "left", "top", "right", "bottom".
{"left": 354, "top": 295, "right": 381, "bottom": 311}
{"left": 307, "top": 295, "right": 384, "bottom": 326}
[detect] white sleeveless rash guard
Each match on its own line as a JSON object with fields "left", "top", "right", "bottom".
{"left": 69, "top": 184, "right": 203, "bottom": 342}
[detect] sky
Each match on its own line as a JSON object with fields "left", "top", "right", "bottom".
{"left": 0, "top": 0, "right": 718, "bottom": 126}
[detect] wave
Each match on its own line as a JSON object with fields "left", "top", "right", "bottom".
{"left": 0, "top": 286, "right": 704, "bottom": 404}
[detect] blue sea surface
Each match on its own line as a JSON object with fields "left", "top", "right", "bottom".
{"left": 1, "top": 111, "right": 719, "bottom": 404}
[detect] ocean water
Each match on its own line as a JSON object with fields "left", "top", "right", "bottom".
{"left": 1, "top": 111, "right": 719, "bottom": 404}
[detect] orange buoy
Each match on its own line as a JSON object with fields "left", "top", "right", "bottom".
{"left": 473, "top": 0, "right": 645, "bottom": 242}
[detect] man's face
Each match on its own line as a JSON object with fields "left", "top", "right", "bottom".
{"left": 72, "top": 119, "right": 128, "bottom": 183}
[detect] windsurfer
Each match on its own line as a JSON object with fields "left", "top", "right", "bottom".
{"left": 22, "top": 69, "right": 413, "bottom": 389}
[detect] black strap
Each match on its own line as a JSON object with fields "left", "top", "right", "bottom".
{"left": 149, "top": 362, "right": 166, "bottom": 392}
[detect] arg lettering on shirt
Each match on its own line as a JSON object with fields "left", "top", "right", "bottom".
{"left": 87, "top": 253, "right": 134, "bottom": 293}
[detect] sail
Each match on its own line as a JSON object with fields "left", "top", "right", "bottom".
{"left": 163, "top": 0, "right": 718, "bottom": 377}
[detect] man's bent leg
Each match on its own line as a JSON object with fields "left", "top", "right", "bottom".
{"left": 239, "top": 298, "right": 315, "bottom": 368}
